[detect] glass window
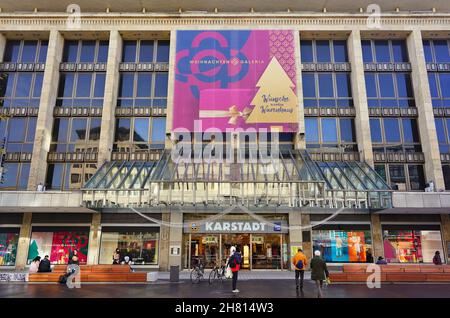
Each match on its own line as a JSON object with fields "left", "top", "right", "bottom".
{"left": 423, "top": 40, "right": 433, "bottom": 63}
{"left": 154, "top": 73, "right": 168, "bottom": 97}
{"left": 97, "top": 41, "right": 109, "bottom": 63}
{"left": 439, "top": 73, "right": 450, "bottom": 98}
{"left": 75, "top": 73, "right": 92, "bottom": 97}
{"left": 18, "top": 163, "right": 30, "bottom": 189}
{"left": 99, "top": 228, "right": 159, "bottom": 265}
{"left": 321, "top": 118, "right": 338, "bottom": 143}
{"left": 443, "top": 165, "right": 450, "bottom": 190}
{"left": 15, "top": 73, "right": 32, "bottom": 97}
{"left": 305, "top": 118, "right": 319, "bottom": 142}
{"left": 122, "top": 41, "right": 137, "bottom": 62}
{"left": 392, "top": 40, "right": 408, "bottom": 62}
{"left": 336, "top": 73, "right": 352, "bottom": 98}
{"left": 302, "top": 74, "right": 316, "bottom": 98}
{"left": 384, "top": 119, "right": 401, "bottom": 143}
{"left": 375, "top": 164, "right": 387, "bottom": 182}
{"left": 93, "top": 73, "right": 105, "bottom": 98}
{"left": 63, "top": 40, "right": 79, "bottom": 63}
{"left": 133, "top": 118, "right": 149, "bottom": 142}
{"left": 33, "top": 73, "right": 43, "bottom": 98}
{"left": 318, "top": 74, "right": 333, "bottom": 97}
{"left": 136, "top": 73, "right": 152, "bottom": 97}
{"left": 396, "top": 73, "right": 413, "bottom": 98}
{"left": 79, "top": 40, "right": 96, "bottom": 63}
{"left": 89, "top": 118, "right": 102, "bottom": 141}
{"left": 389, "top": 165, "right": 406, "bottom": 190}
{"left": 156, "top": 40, "right": 170, "bottom": 63}
{"left": 151, "top": 117, "right": 166, "bottom": 142}
{"left": 52, "top": 118, "right": 69, "bottom": 142}
{"left": 3, "top": 40, "right": 20, "bottom": 62}
{"left": 58, "top": 73, "right": 74, "bottom": 98}
{"left": 402, "top": 119, "right": 419, "bottom": 143}
{"left": 378, "top": 74, "right": 395, "bottom": 97}
{"left": 21, "top": 41, "right": 38, "bottom": 63}
{"left": 370, "top": 119, "right": 382, "bottom": 142}
{"left": 139, "top": 40, "right": 154, "bottom": 63}
{"left": 316, "top": 41, "right": 331, "bottom": 62}
{"left": 38, "top": 41, "right": 48, "bottom": 63}
{"left": 365, "top": 73, "right": 377, "bottom": 98}
{"left": 70, "top": 118, "right": 87, "bottom": 142}
{"left": 8, "top": 118, "right": 26, "bottom": 142}
{"left": 428, "top": 74, "right": 439, "bottom": 98}
{"left": 115, "top": 118, "right": 131, "bottom": 142}
{"left": 300, "top": 41, "right": 313, "bottom": 62}
{"left": 340, "top": 119, "right": 355, "bottom": 142}
{"left": 26, "top": 117, "right": 37, "bottom": 142}
{"left": 0, "top": 228, "right": 19, "bottom": 266}
{"left": 361, "top": 40, "right": 373, "bottom": 63}
{"left": 374, "top": 40, "right": 391, "bottom": 62}
{"left": 408, "top": 165, "right": 425, "bottom": 190}
{"left": 333, "top": 40, "right": 348, "bottom": 63}
{"left": 435, "top": 118, "right": 447, "bottom": 143}
{"left": 433, "top": 40, "right": 450, "bottom": 63}
{"left": 0, "top": 163, "right": 18, "bottom": 188}
{"left": 45, "top": 163, "right": 64, "bottom": 189}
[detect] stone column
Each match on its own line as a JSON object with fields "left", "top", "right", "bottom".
{"left": 294, "top": 31, "right": 306, "bottom": 149}
{"left": 0, "top": 34, "right": 6, "bottom": 61}
{"left": 164, "top": 31, "right": 177, "bottom": 149}
{"left": 301, "top": 213, "right": 312, "bottom": 262}
{"left": 288, "top": 212, "right": 302, "bottom": 269}
{"left": 28, "top": 30, "right": 64, "bottom": 190}
{"left": 15, "top": 213, "right": 32, "bottom": 270}
{"left": 87, "top": 213, "right": 102, "bottom": 265}
{"left": 347, "top": 30, "right": 374, "bottom": 166}
{"left": 97, "top": 30, "right": 122, "bottom": 166}
{"left": 168, "top": 211, "right": 183, "bottom": 269}
{"left": 159, "top": 213, "right": 170, "bottom": 271}
{"left": 440, "top": 214, "right": 450, "bottom": 264}
{"left": 407, "top": 29, "right": 445, "bottom": 190}
{"left": 370, "top": 214, "right": 384, "bottom": 259}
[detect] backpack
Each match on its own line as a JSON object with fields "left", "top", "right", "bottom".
{"left": 296, "top": 260, "right": 304, "bottom": 270}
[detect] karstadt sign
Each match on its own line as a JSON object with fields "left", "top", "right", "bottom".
{"left": 184, "top": 220, "right": 288, "bottom": 234}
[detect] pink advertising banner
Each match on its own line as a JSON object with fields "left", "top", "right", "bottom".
{"left": 173, "top": 30, "right": 298, "bottom": 132}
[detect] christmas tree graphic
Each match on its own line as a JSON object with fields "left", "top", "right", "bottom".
{"left": 246, "top": 57, "right": 298, "bottom": 124}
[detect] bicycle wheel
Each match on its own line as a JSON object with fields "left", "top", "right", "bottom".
{"left": 209, "top": 269, "right": 218, "bottom": 285}
{"left": 190, "top": 269, "right": 201, "bottom": 284}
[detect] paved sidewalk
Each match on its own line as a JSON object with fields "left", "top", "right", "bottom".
{"left": 156, "top": 270, "right": 308, "bottom": 280}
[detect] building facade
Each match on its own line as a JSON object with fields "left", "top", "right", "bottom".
{"left": 0, "top": 1, "right": 450, "bottom": 271}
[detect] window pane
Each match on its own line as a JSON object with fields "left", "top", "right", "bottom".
{"left": 0, "top": 163, "right": 18, "bottom": 188}
{"left": 370, "top": 119, "right": 382, "bottom": 142}
{"left": 302, "top": 74, "right": 316, "bottom": 98}
{"left": 428, "top": 73, "right": 439, "bottom": 98}
{"left": 58, "top": 73, "right": 74, "bottom": 98}
{"left": 151, "top": 118, "right": 166, "bottom": 142}
{"left": 321, "top": 118, "right": 338, "bottom": 143}
{"left": 392, "top": 40, "right": 408, "bottom": 62}
{"left": 18, "top": 163, "right": 30, "bottom": 190}
{"left": 433, "top": 40, "right": 450, "bottom": 63}
{"left": 63, "top": 41, "right": 79, "bottom": 62}
{"left": 316, "top": 41, "right": 331, "bottom": 62}
{"left": 3, "top": 41, "right": 20, "bottom": 62}
{"left": 93, "top": 73, "right": 105, "bottom": 98}
{"left": 122, "top": 41, "right": 137, "bottom": 62}
{"left": 402, "top": 119, "right": 420, "bottom": 143}
{"left": 133, "top": 118, "right": 149, "bottom": 142}
{"left": 26, "top": 118, "right": 37, "bottom": 142}
{"left": 305, "top": 118, "right": 319, "bottom": 142}
{"left": 8, "top": 118, "right": 26, "bottom": 142}
{"left": 336, "top": 73, "right": 352, "bottom": 97}
{"left": 439, "top": 73, "right": 450, "bottom": 98}
{"left": 70, "top": 118, "right": 87, "bottom": 142}
{"left": 154, "top": 74, "right": 168, "bottom": 97}
{"left": 340, "top": 119, "right": 355, "bottom": 142}
{"left": 97, "top": 41, "right": 109, "bottom": 63}
{"left": 76, "top": 74, "right": 92, "bottom": 97}
{"left": 115, "top": 119, "right": 131, "bottom": 142}
{"left": 79, "top": 41, "right": 96, "bottom": 63}
{"left": 15, "top": 74, "right": 32, "bottom": 97}
{"left": 408, "top": 165, "right": 425, "bottom": 190}
{"left": 396, "top": 73, "right": 413, "bottom": 98}
{"left": 139, "top": 40, "right": 154, "bottom": 62}
{"left": 318, "top": 74, "right": 333, "bottom": 97}
{"left": 361, "top": 40, "right": 373, "bottom": 63}
{"left": 38, "top": 41, "right": 48, "bottom": 63}
{"left": 423, "top": 40, "right": 433, "bottom": 63}
{"left": 21, "top": 41, "right": 38, "bottom": 63}
{"left": 374, "top": 164, "right": 387, "bottom": 182}
{"left": 374, "top": 40, "right": 391, "bottom": 62}
{"left": 33, "top": 73, "right": 43, "bottom": 98}
{"left": 443, "top": 165, "right": 450, "bottom": 190}
{"left": 118, "top": 74, "right": 134, "bottom": 98}
{"left": 46, "top": 163, "right": 64, "bottom": 190}
{"left": 389, "top": 165, "right": 406, "bottom": 189}
{"left": 300, "top": 41, "right": 314, "bottom": 62}
{"left": 384, "top": 119, "right": 401, "bottom": 143}
{"left": 333, "top": 40, "right": 348, "bottom": 62}
{"left": 89, "top": 118, "right": 102, "bottom": 141}
{"left": 365, "top": 73, "right": 377, "bottom": 98}
{"left": 52, "top": 118, "right": 69, "bottom": 142}
{"left": 378, "top": 74, "right": 395, "bottom": 97}
{"left": 156, "top": 40, "right": 170, "bottom": 62}
{"left": 435, "top": 118, "right": 446, "bottom": 143}
{"left": 136, "top": 73, "right": 152, "bottom": 97}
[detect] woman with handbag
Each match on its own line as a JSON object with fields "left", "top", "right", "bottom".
{"left": 227, "top": 246, "right": 242, "bottom": 293}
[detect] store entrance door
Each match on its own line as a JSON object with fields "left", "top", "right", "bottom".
{"left": 221, "top": 234, "right": 251, "bottom": 269}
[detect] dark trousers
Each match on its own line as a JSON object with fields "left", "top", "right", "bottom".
{"left": 232, "top": 271, "right": 239, "bottom": 290}
{"left": 295, "top": 270, "right": 304, "bottom": 288}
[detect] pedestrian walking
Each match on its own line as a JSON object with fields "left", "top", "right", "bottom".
{"left": 292, "top": 248, "right": 308, "bottom": 290}
{"left": 227, "top": 246, "right": 242, "bottom": 293}
{"left": 310, "top": 250, "right": 329, "bottom": 298}
{"left": 433, "top": 251, "right": 442, "bottom": 265}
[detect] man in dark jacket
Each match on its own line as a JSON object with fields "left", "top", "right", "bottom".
{"left": 310, "top": 250, "right": 329, "bottom": 298}
{"left": 38, "top": 255, "right": 52, "bottom": 272}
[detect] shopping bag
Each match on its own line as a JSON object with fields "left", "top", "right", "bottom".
{"left": 225, "top": 266, "right": 233, "bottom": 279}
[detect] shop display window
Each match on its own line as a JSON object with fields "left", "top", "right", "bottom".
{"left": 190, "top": 234, "right": 220, "bottom": 268}
{"left": 99, "top": 227, "right": 159, "bottom": 265}
{"left": 383, "top": 229, "right": 444, "bottom": 263}
{"left": 27, "top": 227, "right": 89, "bottom": 265}
{"left": 312, "top": 229, "right": 372, "bottom": 262}
{"left": 0, "top": 228, "right": 19, "bottom": 266}
{"left": 251, "top": 234, "right": 283, "bottom": 269}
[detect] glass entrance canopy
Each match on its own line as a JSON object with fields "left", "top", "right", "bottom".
{"left": 82, "top": 149, "right": 392, "bottom": 209}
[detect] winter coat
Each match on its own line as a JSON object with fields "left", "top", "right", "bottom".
{"left": 433, "top": 254, "right": 442, "bottom": 265}
{"left": 310, "top": 256, "right": 329, "bottom": 281}
{"left": 292, "top": 252, "right": 308, "bottom": 270}
{"left": 38, "top": 258, "right": 51, "bottom": 272}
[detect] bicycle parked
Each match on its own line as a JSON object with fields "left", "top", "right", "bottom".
{"left": 190, "top": 258, "right": 205, "bottom": 284}
{"left": 208, "top": 260, "right": 228, "bottom": 285}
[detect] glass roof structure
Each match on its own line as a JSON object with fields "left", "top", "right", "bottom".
{"left": 82, "top": 149, "right": 392, "bottom": 209}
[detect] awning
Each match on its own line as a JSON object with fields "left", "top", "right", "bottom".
{"left": 82, "top": 149, "right": 392, "bottom": 209}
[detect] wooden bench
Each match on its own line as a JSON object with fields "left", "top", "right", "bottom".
{"left": 28, "top": 265, "right": 148, "bottom": 283}
{"left": 329, "top": 264, "right": 450, "bottom": 282}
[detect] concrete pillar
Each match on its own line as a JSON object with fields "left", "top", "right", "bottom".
{"left": 0, "top": 33, "right": 6, "bottom": 61}
{"left": 87, "top": 213, "right": 102, "bottom": 265}
{"left": 370, "top": 214, "right": 384, "bottom": 259}
{"left": 15, "top": 213, "right": 32, "bottom": 270}
{"left": 294, "top": 31, "right": 306, "bottom": 149}
{"left": 440, "top": 214, "right": 450, "bottom": 264}
{"left": 97, "top": 30, "right": 122, "bottom": 165}
{"left": 28, "top": 30, "right": 64, "bottom": 190}
{"left": 159, "top": 213, "right": 170, "bottom": 270}
{"left": 407, "top": 29, "right": 445, "bottom": 190}
{"left": 301, "top": 213, "right": 312, "bottom": 262}
{"left": 168, "top": 211, "right": 183, "bottom": 269}
{"left": 288, "top": 211, "right": 302, "bottom": 270}
{"left": 347, "top": 30, "right": 374, "bottom": 166}
{"left": 165, "top": 31, "right": 177, "bottom": 149}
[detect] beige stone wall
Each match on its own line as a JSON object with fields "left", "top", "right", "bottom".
{"left": 370, "top": 214, "right": 384, "bottom": 259}
{"left": 159, "top": 212, "right": 171, "bottom": 270}
{"left": 87, "top": 213, "right": 102, "bottom": 265}
{"left": 441, "top": 214, "right": 450, "bottom": 264}
{"left": 15, "top": 212, "right": 32, "bottom": 270}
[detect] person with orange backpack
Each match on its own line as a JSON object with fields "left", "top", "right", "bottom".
{"left": 292, "top": 248, "right": 308, "bottom": 290}
{"left": 227, "top": 246, "right": 242, "bottom": 293}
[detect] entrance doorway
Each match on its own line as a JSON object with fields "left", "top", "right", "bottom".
{"left": 222, "top": 234, "right": 251, "bottom": 269}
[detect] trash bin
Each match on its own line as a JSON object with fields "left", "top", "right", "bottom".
{"left": 170, "top": 265, "right": 179, "bottom": 282}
